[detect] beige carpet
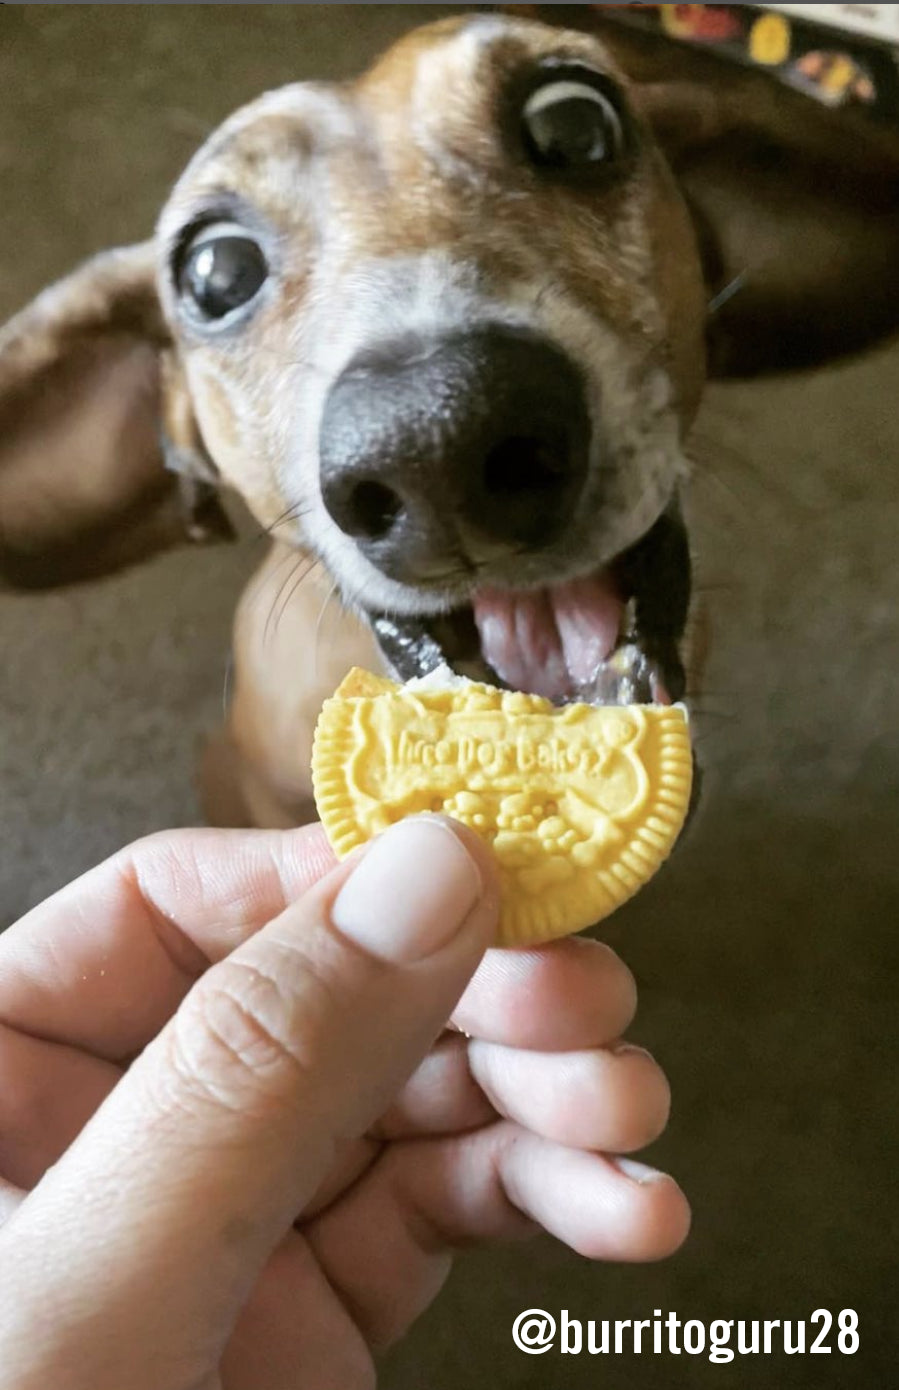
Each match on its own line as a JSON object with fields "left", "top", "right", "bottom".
{"left": 1, "top": 7, "right": 897, "bottom": 1386}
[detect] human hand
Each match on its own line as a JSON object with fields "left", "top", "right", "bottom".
{"left": 0, "top": 816, "right": 689, "bottom": 1389}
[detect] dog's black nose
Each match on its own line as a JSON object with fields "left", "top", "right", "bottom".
{"left": 318, "top": 326, "right": 590, "bottom": 583}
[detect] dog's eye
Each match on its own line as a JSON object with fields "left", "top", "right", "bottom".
{"left": 522, "top": 79, "right": 624, "bottom": 171}
{"left": 178, "top": 222, "right": 268, "bottom": 320}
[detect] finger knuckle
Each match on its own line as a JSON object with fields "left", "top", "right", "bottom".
{"left": 165, "top": 954, "right": 322, "bottom": 1118}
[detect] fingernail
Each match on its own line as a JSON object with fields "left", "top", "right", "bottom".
{"left": 612, "top": 1156, "right": 666, "bottom": 1185}
{"left": 611, "top": 1042, "right": 653, "bottom": 1061}
{"left": 331, "top": 817, "right": 483, "bottom": 964}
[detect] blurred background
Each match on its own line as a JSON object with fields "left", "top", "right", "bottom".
{"left": 1, "top": 6, "right": 897, "bottom": 1386}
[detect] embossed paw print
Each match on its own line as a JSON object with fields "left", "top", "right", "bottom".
{"left": 497, "top": 792, "right": 538, "bottom": 832}
{"left": 493, "top": 830, "right": 540, "bottom": 867}
{"left": 536, "top": 814, "right": 581, "bottom": 854}
{"left": 443, "top": 790, "right": 496, "bottom": 838}
{"left": 445, "top": 791, "right": 486, "bottom": 816}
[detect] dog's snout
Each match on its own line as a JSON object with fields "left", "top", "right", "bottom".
{"left": 318, "top": 326, "right": 590, "bottom": 583}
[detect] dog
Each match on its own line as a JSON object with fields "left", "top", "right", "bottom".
{"left": 2, "top": 12, "right": 899, "bottom": 831}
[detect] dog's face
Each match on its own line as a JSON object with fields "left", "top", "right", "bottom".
{"left": 156, "top": 15, "right": 706, "bottom": 703}
{"left": 8, "top": 13, "right": 893, "bottom": 703}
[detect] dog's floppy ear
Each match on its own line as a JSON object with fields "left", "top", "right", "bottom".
{"left": 0, "top": 242, "right": 233, "bottom": 589}
{"left": 578, "top": 15, "right": 899, "bottom": 376}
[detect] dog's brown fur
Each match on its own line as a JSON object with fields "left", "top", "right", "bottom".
{"left": 3, "top": 14, "right": 899, "bottom": 829}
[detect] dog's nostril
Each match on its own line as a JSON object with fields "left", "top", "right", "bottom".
{"left": 345, "top": 479, "right": 403, "bottom": 540}
{"left": 483, "top": 436, "right": 568, "bottom": 499}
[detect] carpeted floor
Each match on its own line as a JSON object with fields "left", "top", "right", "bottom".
{"left": 2, "top": 7, "right": 897, "bottom": 1386}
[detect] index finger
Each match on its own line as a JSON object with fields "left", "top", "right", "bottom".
{"left": 0, "top": 825, "right": 336, "bottom": 1061}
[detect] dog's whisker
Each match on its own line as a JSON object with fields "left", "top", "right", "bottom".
{"left": 262, "top": 550, "right": 308, "bottom": 648}
{"left": 273, "top": 555, "right": 322, "bottom": 640}
{"left": 221, "top": 648, "right": 234, "bottom": 719}
{"left": 281, "top": 558, "right": 324, "bottom": 637}
{"left": 312, "top": 579, "right": 341, "bottom": 683}
{"left": 262, "top": 513, "right": 312, "bottom": 540}
{"left": 690, "top": 431, "right": 807, "bottom": 516}
{"left": 686, "top": 454, "right": 750, "bottom": 519}
{"left": 264, "top": 544, "right": 304, "bottom": 584}
{"left": 166, "top": 107, "right": 215, "bottom": 141}
{"left": 262, "top": 504, "right": 301, "bottom": 535}
{"left": 269, "top": 556, "right": 311, "bottom": 641}
{"left": 255, "top": 502, "right": 315, "bottom": 541}
{"left": 706, "top": 270, "right": 750, "bottom": 317}
{"left": 689, "top": 431, "right": 751, "bottom": 467}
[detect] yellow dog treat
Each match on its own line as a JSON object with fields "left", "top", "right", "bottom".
{"left": 312, "top": 670, "right": 692, "bottom": 947}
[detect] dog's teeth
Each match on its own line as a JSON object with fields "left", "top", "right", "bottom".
{"left": 405, "top": 664, "right": 471, "bottom": 692}
{"left": 371, "top": 615, "right": 445, "bottom": 681}
{"left": 620, "top": 596, "right": 639, "bottom": 643}
{"left": 372, "top": 610, "right": 659, "bottom": 706}
{"left": 575, "top": 642, "right": 655, "bottom": 707}
{"left": 372, "top": 613, "right": 501, "bottom": 687}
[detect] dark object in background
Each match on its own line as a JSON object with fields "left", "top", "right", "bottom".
{"left": 586, "top": 4, "right": 899, "bottom": 118}
{"left": 504, "top": 3, "right": 899, "bottom": 374}
{"left": 505, "top": 4, "right": 899, "bottom": 117}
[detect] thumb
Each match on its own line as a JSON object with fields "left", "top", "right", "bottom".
{"left": 1, "top": 816, "right": 497, "bottom": 1371}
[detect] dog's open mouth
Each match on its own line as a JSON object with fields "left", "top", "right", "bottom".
{"left": 370, "top": 507, "right": 691, "bottom": 707}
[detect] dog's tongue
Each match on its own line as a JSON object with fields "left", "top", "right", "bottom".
{"left": 472, "top": 573, "right": 624, "bottom": 700}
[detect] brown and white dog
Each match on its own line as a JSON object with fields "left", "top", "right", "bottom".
{"left": 2, "top": 13, "right": 899, "bottom": 830}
